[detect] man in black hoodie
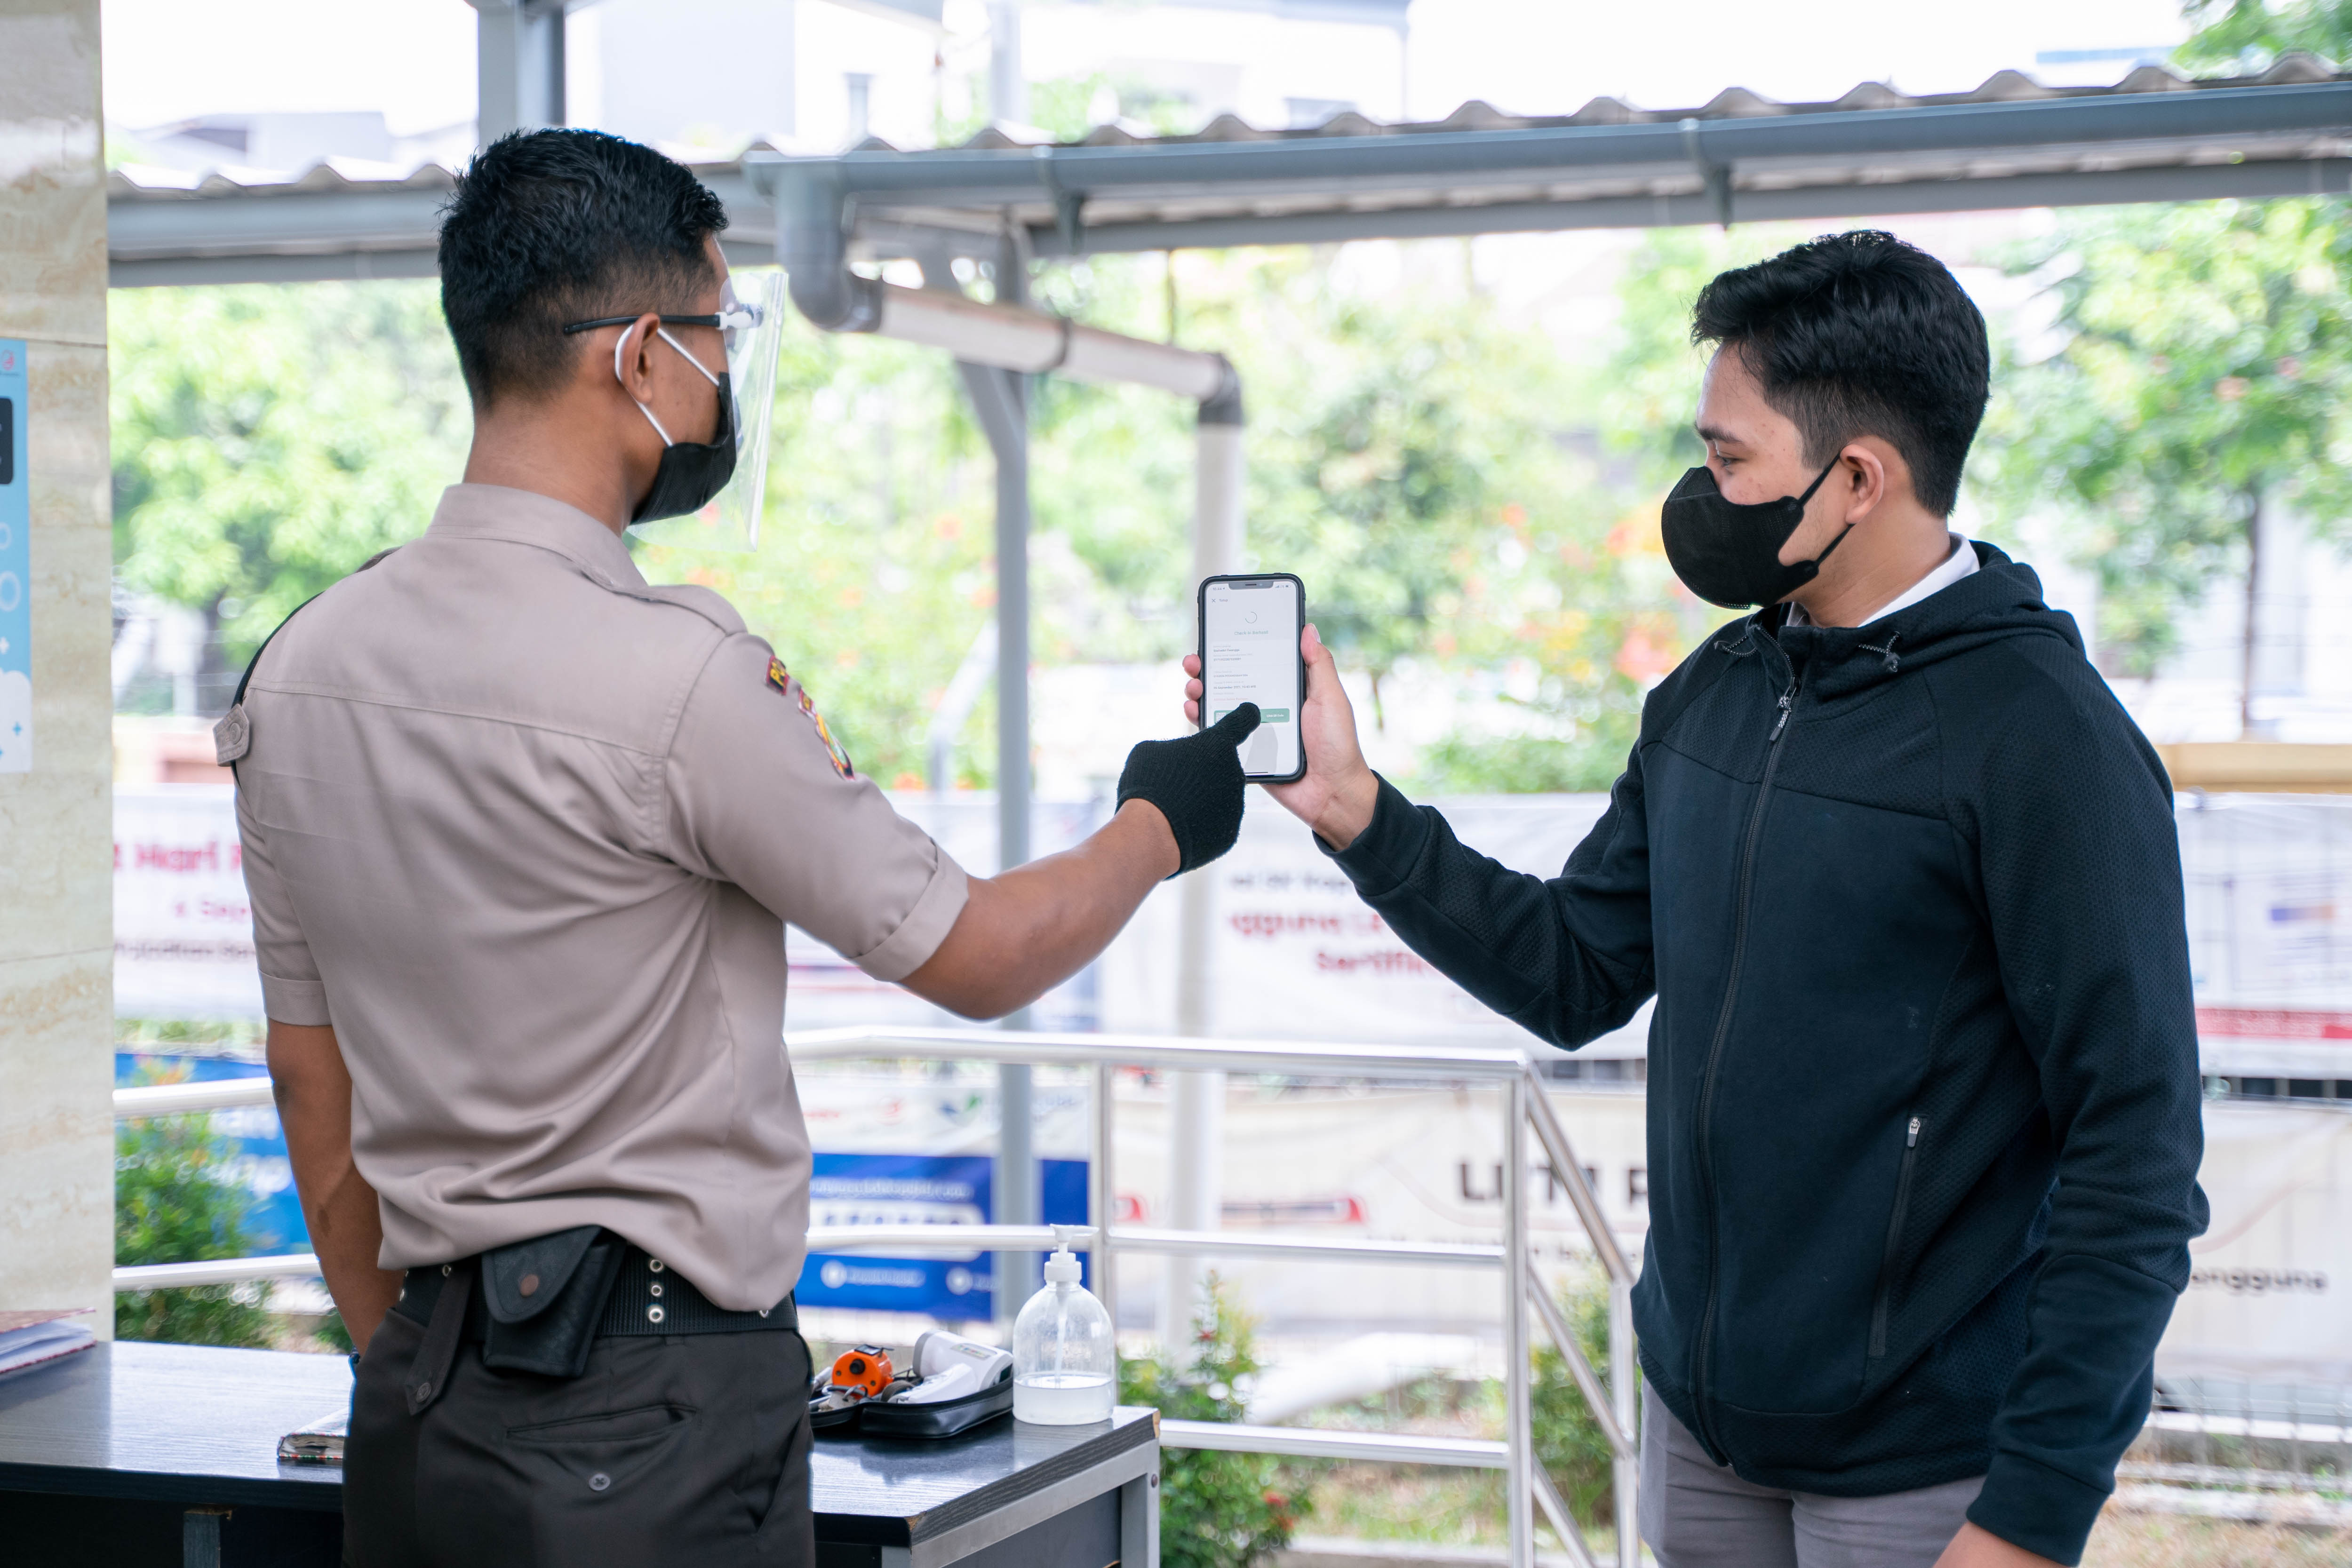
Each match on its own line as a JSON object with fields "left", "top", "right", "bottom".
{"left": 1183, "top": 232, "right": 2207, "bottom": 1567}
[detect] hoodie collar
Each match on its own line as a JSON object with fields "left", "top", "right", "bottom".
{"left": 1761, "top": 542, "right": 2084, "bottom": 700}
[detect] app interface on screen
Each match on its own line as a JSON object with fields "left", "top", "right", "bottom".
{"left": 1204, "top": 577, "right": 1300, "bottom": 777}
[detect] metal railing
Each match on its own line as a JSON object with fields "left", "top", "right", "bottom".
{"left": 114, "top": 1025, "right": 1639, "bottom": 1568}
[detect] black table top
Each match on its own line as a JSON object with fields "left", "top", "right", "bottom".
{"left": 0, "top": 1341, "right": 1157, "bottom": 1544}
{"left": 0, "top": 1340, "right": 350, "bottom": 1511}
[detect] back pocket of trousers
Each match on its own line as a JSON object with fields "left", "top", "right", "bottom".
{"left": 509, "top": 1403, "right": 697, "bottom": 1496}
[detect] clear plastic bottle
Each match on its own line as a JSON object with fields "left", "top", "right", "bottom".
{"left": 1012, "top": 1225, "right": 1116, "bottom": 1425}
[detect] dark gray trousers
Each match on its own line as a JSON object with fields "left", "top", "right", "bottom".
{"left": 346, "top": 1307, "right": 814, "bottom": 1568}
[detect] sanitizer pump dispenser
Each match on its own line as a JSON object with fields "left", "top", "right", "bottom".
{"left": 1012, "top": 1225, "right": 1116, "bottom": 1425}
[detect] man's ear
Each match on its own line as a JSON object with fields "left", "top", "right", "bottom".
{"left": 1839, "top": 441, "right": 1892, "bottom": 523}
{"left": 614, "top": 313, "right": 664, "bottom": 406}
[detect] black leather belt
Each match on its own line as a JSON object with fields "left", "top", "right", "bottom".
{"left": 392, "top": 1244, "right": 797, "bottom": 1340}
{"left": 391, "top": 1233, "right": 796, "bottom": 1415}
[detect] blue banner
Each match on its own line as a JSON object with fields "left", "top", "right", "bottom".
{"left": 797, "top": 1152, "right": 1091, "bottom": 1319}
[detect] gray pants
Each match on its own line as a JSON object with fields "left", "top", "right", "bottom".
{"left": 1638, "top": 1386, "right": 1983, "bottom": 1568}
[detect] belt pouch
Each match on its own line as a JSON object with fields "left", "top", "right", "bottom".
{"left": 403, "top": 1259, "right": 474, "bottom": 1415}
{"left": 481, "top": 1226, "right": 625, "bottom": 1378}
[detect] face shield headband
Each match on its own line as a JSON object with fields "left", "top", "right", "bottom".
{"left": 562, "top": 271, "right": 784, "bottom": 546}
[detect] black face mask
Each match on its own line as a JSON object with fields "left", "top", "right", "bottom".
{"left": 632, "top": 369, "right": 737, "bottom": 524}
{"left": 1660, "top": 457, "right": 1849, "bottom": 610}
{"left": 616, "top": 326, "right": 738, "bottom": 525}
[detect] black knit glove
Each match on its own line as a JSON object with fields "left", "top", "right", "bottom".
{"left": 1118, "top": 703, "right": 1262, "bottom": 876}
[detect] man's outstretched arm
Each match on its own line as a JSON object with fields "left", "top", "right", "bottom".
{"left": 267, "top": 1022, "right": 403, "bottom": 1353}
{"left": 1186, "top": 625, "right": 1657, "bottom": 1048}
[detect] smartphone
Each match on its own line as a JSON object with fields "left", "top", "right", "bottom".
{"left": 1197, "top": 572, "right": 1307, "bottom": 783}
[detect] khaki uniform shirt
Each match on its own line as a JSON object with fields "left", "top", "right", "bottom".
{"left": 224, "top": 484, "right": 968, "bottom": 1310}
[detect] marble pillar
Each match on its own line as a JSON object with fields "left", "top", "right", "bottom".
{"left": 0, "top": 0, "right": 115, "bottom": 1327}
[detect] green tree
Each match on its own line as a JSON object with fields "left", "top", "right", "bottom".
{"left": 111, "top": 281, "right": 471, "bottom": 674}
{"left": 115, "top": 1108, "right": 275, "bottom": 1348}
{"left": 1972, "top": 199, "right": 2352, "bottom": 716}
{"left": 2179, "top": 0, "right": 2352, "bottom": 70}
{"left": 1119, "top": 1276, "right": 1315, "bottom": 1568}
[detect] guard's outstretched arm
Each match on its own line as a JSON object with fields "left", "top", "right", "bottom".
{"left": 902, "top": 706, "right": 1264, "bottom": 1020}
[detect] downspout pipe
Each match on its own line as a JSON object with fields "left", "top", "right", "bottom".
{"left": 772, "top": 168, "right": 882, "bottom": 333}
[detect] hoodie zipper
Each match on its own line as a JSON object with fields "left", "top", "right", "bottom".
{"left": 1867, "top": 1115, "right": 1924, "bottom": 1359}
{"left": 1685, "top": 670, "right": 1800, "bottom": 1463}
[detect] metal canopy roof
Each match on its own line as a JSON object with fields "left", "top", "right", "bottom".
{"left": 107, "top": 59, "right": 2352, "bottom": 287}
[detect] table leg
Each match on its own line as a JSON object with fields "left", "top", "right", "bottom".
{"left": 1119, "top": 1469, "right": 1158, "bottom": 1568}
{"left": 184, "top": 1505, "right": 230, "bottom": 1568}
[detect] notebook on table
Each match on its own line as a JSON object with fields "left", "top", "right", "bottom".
{"left": 0, "top": 1310, "right": 96, "bottom": 1380}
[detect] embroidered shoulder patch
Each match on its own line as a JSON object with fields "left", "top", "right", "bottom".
{"left": 766, "top": 656, "right": 854, "bottom": 779}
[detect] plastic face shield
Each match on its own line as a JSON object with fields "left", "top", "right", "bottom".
{"left": 624, "top": 270, "right": 785, "bottom": 553}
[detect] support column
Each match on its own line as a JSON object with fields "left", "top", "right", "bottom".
{"left": 1164, "top": 374, "right": 1243, "bottom": 1345}
{"left": 956, "top": 322, "right": 1040, "bottom": 1325}
{"left": 473, "top": 0, "right": 567, "bottom": 146}
{"left": 0, "top": 0, "right": 116, "bottom": 1327}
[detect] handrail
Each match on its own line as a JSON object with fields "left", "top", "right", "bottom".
{"left": 116, "top": 1253, "right": 322, "bottom": 1291}
{"left": 108, "top": 1023, "right": 1640, "bottom": 1568}
{"left": 116, "top": 1078, "right": 275, "bottom": 1116}
{"left": 785, "top": 1025, "right": 1534, "bottom": 1080}
{"left": 1521, "top": 1065, "right": 1633, "bottom": 1284}
{"left": 1528, "top": 1279, "right": 1632, "bottom": 1458}
{"left": 1160, "top": 1420, "right": 1509, "bottom": 1468}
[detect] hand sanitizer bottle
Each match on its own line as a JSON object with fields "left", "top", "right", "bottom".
{"left": 1013, "top": 1225, "right": 1116, "bottom": 1425}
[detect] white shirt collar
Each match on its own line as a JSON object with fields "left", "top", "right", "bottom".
{"left": 1786, "top": 536, "right": 1978, "bottom": 628}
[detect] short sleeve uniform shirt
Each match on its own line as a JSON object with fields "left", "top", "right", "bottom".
{"left": 227, "top": 484, "right": 969, "bottom": 1310}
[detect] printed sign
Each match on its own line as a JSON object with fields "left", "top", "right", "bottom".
{"left": 114, "top": 786, "right": 263, "bottom": 1020}
{"left": 0, "top": 339, "right": 27, "bottom": 773}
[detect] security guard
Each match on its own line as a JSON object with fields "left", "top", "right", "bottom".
{"left": 227, "top": 129, "right": 1261, "bottom": 1568}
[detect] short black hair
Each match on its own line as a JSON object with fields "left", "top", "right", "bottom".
{"left": 1691, "top": 231, "right": 1988, "bottom": 517}
{"left": 437, "top": 129, "right": 729, "bottom": 407}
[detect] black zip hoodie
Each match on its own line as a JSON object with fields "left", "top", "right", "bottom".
{"left": 1324, "top": 544, "right": 2208, "bottom": 1564}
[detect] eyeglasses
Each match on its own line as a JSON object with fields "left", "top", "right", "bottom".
{"left": 562, "top": 290, "right": 765, "bottom": 358}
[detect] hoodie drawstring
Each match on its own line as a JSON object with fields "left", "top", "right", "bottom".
{"left": 1858, "top": 633, "right": 1901, "bottom": 674}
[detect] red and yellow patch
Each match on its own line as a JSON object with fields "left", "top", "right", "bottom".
{"left": 767, "top": 656, "right": 854, "bottom": 779}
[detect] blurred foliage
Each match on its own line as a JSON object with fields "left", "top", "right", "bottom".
{"left": 110, "top": 281, "right": 471, "bottom": 669}
{"left": 2179, "top": 0, "right": 2352, "bottom": 71}
{"left": 1531, "top": 1264, "right": 1628, "bottom": 1530}
{"left": 115, "top": 1100, "right": 275, "bottom": 1348}
{"left": 1120, "top": 1275, "right": 1316, "bottom": 1568}
{"left": 1971, "top": 199, "right": 2352, "bottom": 675}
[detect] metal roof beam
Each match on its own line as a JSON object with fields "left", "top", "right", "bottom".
{"left": 1025, "top": 157, "right": 2352, "bottom": 255}
{"left": 753, "top": 83, "right": 2352, "bottom": 207}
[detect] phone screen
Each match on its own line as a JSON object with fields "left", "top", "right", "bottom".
{"left": 1201, "top": 574, "right": 1303, "bottom": 781}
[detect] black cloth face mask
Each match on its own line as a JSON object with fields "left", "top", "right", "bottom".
{"left": 618, "top": 326, "right": 738, "bottom": 525}
{"left": 1660, "top": 456, "right": 1850, "bottom": 610}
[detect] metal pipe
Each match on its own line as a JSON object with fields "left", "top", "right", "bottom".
{"left": 1531, "top": 1463, "right": 1601, "bottom": 1568}
{"left": 784, "top": 1024, "right": 1534, "bottom": 1079}
{"left": 1529, "top": 1278, "right": 1632, "bottom": 1458}
{"left": 1523, "top": 1066, "right": 1634, "bottom": 1282}
{"left": 1504, "top": 1076, "right": 1534, "bottom": 1568}
{"left": 1092, "top": 1059, "right": 1117, "bottom": 1322}
{"left": 1165, "top": 357, "right": 1246, "bottom": 1349}
{"left": 1612, "top": 1274, "right": 1639, "bottom": 1568}
{"left": 115, "top": 1079, "right": 277, "bottom": 1116}
{"left": 925, "top": 619, "right": 997, "bottom": 794}
{"left": 1162, "top": 1420, "right": 1508, "bottom": 1468}
{"left": 872, "top": 284, "right": 1230, "bottom": 399}
{"left": 115, "top": 1254, "right": 321, "bottom": 1291}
